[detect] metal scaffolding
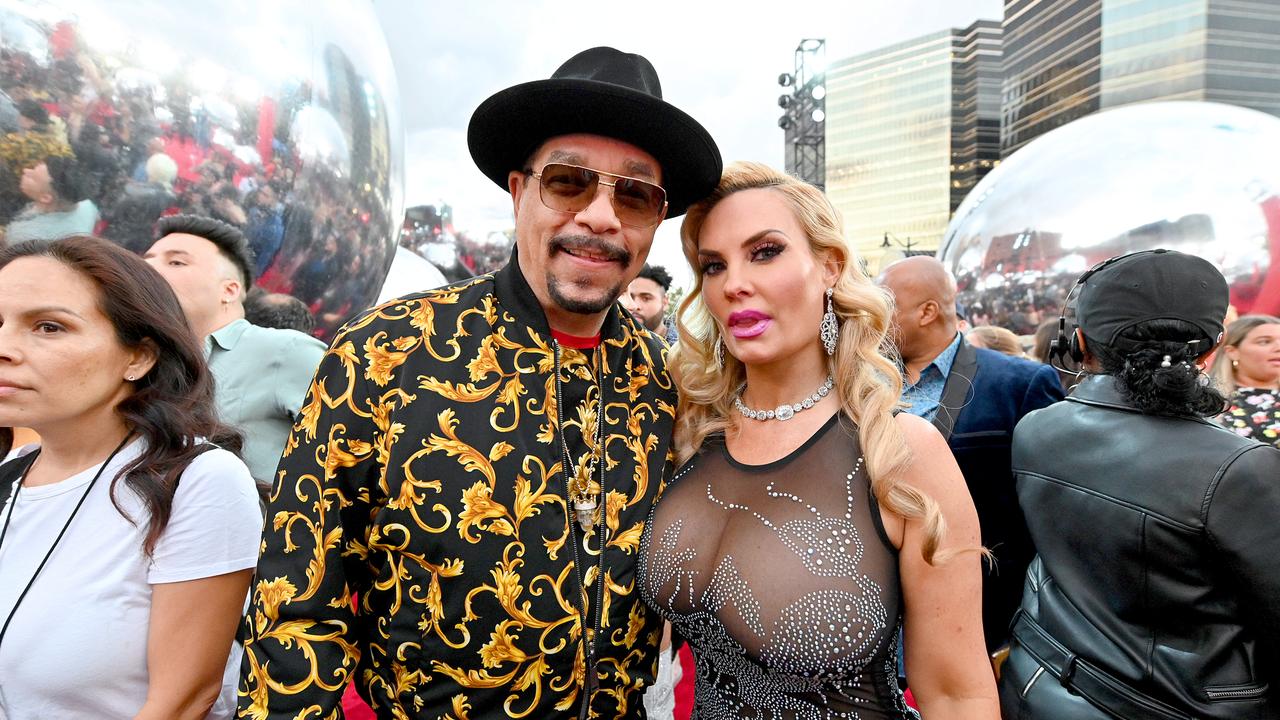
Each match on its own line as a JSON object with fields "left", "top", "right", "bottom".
{"left": 778, "top": 39, "right": 826, "bottom": 190}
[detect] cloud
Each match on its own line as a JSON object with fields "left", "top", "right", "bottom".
{"left": 404, "top": 127, "right": 515, "bottom": 235}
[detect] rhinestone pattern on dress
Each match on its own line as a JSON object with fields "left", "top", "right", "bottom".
{"left": 639, "top": 414, "right": 918, "bottom": 719}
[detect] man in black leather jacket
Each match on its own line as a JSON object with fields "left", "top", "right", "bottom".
{"left": 1000, "top": 249, "right": 1280, "bottom": 720}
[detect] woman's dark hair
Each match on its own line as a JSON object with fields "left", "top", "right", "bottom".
{"left": 43, "top": 155, "right": 90, "bottom": 204}
{"left": 1085, "top": 318, "right": 1227, "bottom": 417}
{"left": 0, "top": 236, "right": 243, "bottom": 554}
{"left": 16, "top": 98, "right": 48, "bottom": 128}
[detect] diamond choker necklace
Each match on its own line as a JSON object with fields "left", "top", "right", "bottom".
{"left": 734, "top": 375, "right": 835, "bottom": 422}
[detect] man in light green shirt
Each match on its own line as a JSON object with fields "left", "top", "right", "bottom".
{"left": 145, "top": 214, "right": 326, "bottom": 484}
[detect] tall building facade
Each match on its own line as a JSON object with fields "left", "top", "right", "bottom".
{"left": 1000, "top": 0, "right": 1103, "bottom": 157}
{"left": 953, "top": 21, "right": 1005, "bottom": 211}
{"left": 1003, "top": 0, "right": 1280, "bottom": 156}
{"left": 825, "top": 21, "right": 1001, "bottom": 269}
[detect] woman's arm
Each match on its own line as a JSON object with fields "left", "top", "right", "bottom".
{"left": 133, "top": 569, "right": 254, "bottom": 720}
{"left": 893, "top": 413, "right": 1000, "bottom": 718}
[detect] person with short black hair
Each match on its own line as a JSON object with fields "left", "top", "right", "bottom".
{"left": 623, "top": 262, "right": 678, "bottom": 344}
{"left": 0, "top": 104, "right": 72, "bottom": 225}
{"left": 243, "top": 288, "right": 316, "bottom": 334}
{"left": 1000, "top": 249, "right": 1280, "bottom": 719}
{"left": 238, "top": 46, "right": 721, "bottom": 718}
{"left": 144, "top": 215, "right": 325, "bottom": 485}
{"left": 15, "top": 98, "right": 49, "bottom": 131}
{"left": 4, "top": 155, "right": 98, "bottom": 245}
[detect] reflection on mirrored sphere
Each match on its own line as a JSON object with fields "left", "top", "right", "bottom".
{"left": 939, "top": 101, "right": 1280, "bottom": 335}
{"left": 0, "top": 0, "right": 403, "bottom": 338}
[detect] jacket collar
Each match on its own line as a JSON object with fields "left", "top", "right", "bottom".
{"left": 1068, "top": 374, "right": 1136, "bottom": 411}
{"left": 1069, "top": 373, "right": 1228, "bottom": 428}
{"left": 493, "top": 245, "right": 624, "bottom": 344}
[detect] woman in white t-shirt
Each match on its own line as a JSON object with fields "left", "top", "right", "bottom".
{"left": 0, "top": 236, "right": 263, "bottom": 719}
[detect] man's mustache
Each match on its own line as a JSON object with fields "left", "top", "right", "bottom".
{"left": 550, "top": 235, "right": 631, "bottom": 266}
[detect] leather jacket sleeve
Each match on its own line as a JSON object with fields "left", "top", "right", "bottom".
{"left": 1204, "top": 442, "right": 1280, "bottom": 675}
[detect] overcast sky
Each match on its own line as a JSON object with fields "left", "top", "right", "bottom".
{"left": 372, "top": 0, "right": 1002, "bottom": 287}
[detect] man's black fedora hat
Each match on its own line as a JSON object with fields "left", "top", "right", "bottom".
{"left": 467, "top": 46, "right": 722, "bottom": 218}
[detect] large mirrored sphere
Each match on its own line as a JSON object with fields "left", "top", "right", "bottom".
{"left": 0, "top": 0, "right": 403, "bottom": 338}
{"left": 939, "top": 101, "right": 1280, "bottom": 335}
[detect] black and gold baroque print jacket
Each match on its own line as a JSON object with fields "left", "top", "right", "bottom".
{"left": 237, "top": 256, "right": 676, "bottom": 719}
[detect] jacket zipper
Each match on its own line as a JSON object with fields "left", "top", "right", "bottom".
{"left": 1205, "top": 684, "right": 1268, "bottom": 701}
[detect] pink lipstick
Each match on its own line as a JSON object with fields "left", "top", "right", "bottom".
{"left": 727, "top": 310, "right": 772, "bottom": 339}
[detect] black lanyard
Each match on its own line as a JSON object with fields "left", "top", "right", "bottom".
{"left": 0, "top": 434, "right": 132, "bottom": 649}
{"left": 552, "top": 342, "right": 610, "bottom": 720}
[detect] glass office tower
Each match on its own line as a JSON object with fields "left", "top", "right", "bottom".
{"left": 826, "top": 21, "right": 1002, "bottom": 270}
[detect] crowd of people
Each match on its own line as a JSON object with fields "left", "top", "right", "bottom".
{"left": 1, "top": 44, "right": 1278, "bottom": 720}
{"left": 400, "top": 224, "right": 513, "bottom": 283}
{"left": 0, "top": 18, "right": 396, "bottom": 339}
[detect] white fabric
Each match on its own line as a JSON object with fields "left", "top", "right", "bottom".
{"left": 641, "top": 644, "right": 683, "bottom": 720}
{"left": 0, "top": 441, "right": 262, "bottom": 719}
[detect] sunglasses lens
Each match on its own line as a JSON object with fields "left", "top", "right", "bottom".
{"left": 539, "top": 164, "right": 597, "bottom": 208}
{"left": 612, "top": 178, "right": 666, "bottom": 226}
{"left": 536, "top": 163, "right": 667, "bottom": 227}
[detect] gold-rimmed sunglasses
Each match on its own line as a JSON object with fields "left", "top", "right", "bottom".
{"left": 528, "top": 162, "right": 668, "bottom": 228}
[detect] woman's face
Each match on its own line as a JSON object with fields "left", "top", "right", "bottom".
{"left": 1228, "top": 322, "right": 1280, "bottom": 385}
{"left": 696, "top": 188, "right": 835, "bottom": 369}
{"left": 0, "top": 257, "right": 154, "bottom": 432}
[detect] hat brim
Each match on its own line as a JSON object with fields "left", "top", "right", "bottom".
{"left": 468, "top": 78, "right": 722, "bottom": 218}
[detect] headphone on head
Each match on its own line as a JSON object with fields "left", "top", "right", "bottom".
{"left": 1048, "top": 249, "right": 1164, "bottom": 371}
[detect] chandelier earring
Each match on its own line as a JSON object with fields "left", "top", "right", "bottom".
{"left": 820, "top": 287, "right": 839, "bottom": 356}
{"left": 714, "top": 335, "right": 725, "bottom": 368}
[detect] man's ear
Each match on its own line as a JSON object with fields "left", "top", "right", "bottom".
{"left": 918, "top": 299, "right": 939, "bottom": 326}
{"left": 508, "top": 171, "right": 528, "bottom": 220}
{"left": 221, "top": 277, "right": 243, "bottom": 305}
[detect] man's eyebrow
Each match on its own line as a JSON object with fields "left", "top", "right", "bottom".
{"left": 146, "top": 248, "right": 193, "bottom": 259}
{"left": 545, "top": 150, "right": 585, "bottom": 165}
{"left": 541, "top": 151, "right": 658, "bottom": 181}
{"left": 622, "top": 160, "right": 657, "bottom": 180}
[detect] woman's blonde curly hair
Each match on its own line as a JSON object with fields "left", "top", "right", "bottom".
{"left": 670, "top": 161, "right": 948, "bottom": 562}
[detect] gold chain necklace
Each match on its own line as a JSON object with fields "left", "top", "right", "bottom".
{"left": 554, "top": 342, "right": 605, "bottom": 531}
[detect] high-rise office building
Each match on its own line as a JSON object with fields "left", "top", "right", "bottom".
{"left": 825, "top": 20, "right": 1001, "bottom": 269}
{"left": 1103, "top": 0, "right": 1280, "bottom": 113}
{"left": 953, "top": 21, "right": 1005, "bottom": 211}
{"left": 1001, "top": 0, "right": 1103, "bottom": 157}
{"left": 1003, "top": 0, "right": 1280, "bottom": 156}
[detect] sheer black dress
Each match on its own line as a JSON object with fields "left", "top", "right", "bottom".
{"left": 639, "top": 413, "right": 917, "bottom": 719}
